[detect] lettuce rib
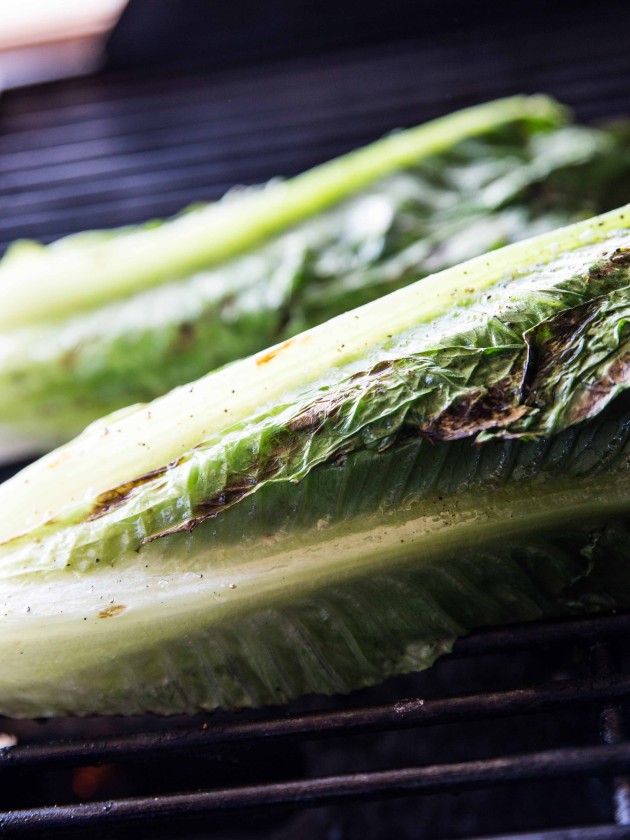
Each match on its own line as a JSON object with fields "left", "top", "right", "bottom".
{"left": 2, "top": 205, "right": 630, "bottom": 716}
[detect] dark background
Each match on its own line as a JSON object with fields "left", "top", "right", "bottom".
{"left": 105, "top": 0, "right": 607, "bottom": 73}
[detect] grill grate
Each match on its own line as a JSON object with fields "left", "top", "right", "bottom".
{"left": 2, "top": 3, "right": 630, "bottom": 837}
{"left": 2, "top": 613, "right": 630, "bottom": 838}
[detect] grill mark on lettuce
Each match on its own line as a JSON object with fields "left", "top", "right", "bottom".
{"left": 88, "top": 458, "right": 184, "bottom": 520}
{"left": 588, "top": 247, "right": 630, "bottom": 279}
{"left": 87, "top": 467, "right": 169, "bottom": 520}
{"left": 420, "top": 378, "right": 529, "bottom": 441}
{"left": 569, "top": 353, "right": 630, "bottom": 423}
{"left": 483, "top": 256, "right": 630, "bottom": 439}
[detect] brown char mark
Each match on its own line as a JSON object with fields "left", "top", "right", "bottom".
{"left": 421, "top": 378, "right": 529, "bottom": 441}
{"left": 87, "top": 461, "right": 182, "bottom": 520}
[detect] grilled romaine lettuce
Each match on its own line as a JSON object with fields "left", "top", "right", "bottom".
{"left": 2, "top": 204, "right": 630, "bottom": 717}
{"left": 2, "top": 95, "right": 630, "bottom": 455}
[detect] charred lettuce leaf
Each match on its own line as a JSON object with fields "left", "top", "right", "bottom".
{"left": 1, "top": 205, "right": 630, "bottom": 716}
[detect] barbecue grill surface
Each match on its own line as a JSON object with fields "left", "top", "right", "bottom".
{"left": 1, "top": 2, "right": 630, "bottom": 837}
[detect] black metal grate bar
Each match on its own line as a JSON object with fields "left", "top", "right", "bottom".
{"left": 3, "top": 744, "right": 630, "bottom": 836}
{"left": 2, "top": 674, "right": 629, "bottom": 773}
{"left": 453, "top": 613, "right": 630, "bottom": 657}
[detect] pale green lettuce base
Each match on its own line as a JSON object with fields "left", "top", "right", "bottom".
{"left": 3, "top": 399, "right": 630, "bottom": 717}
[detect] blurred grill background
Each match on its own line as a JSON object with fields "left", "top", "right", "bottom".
{"left": 2, "top": 0, "right": 629, "bottom": 253}
{"left": 2, "top": 1, "right": 630, "bottom": 837}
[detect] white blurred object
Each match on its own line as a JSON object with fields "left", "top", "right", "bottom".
{"left": 0, "top": 0, "right": 128, "bottom": 90}
{"left": 0, "top": 732, "right": 18, "bottom": 748}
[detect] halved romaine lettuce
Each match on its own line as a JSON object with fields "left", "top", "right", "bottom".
{"left": 2, "top": 204, "right": 630, "bottom": 717}
{"left": 2, "top": 95, "right": 630, "bottom": 454}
